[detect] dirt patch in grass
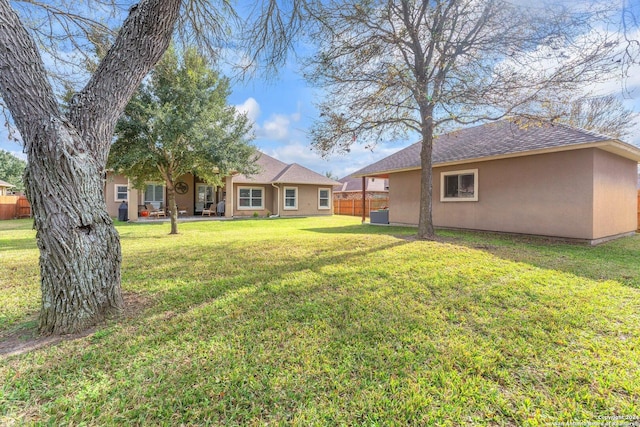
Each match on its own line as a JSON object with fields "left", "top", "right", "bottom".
{"left": 0, "top": 291, "right": 152, "bottom": 358}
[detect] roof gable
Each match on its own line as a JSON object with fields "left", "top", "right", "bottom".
{"left": 335, "top": 175, "right": 388, "bottom": 192}
{"left": 234, "top": 152, "right": 339, "bottom": 186}
{"left": 354, "top": 120, "right": 640, "bottom": 176}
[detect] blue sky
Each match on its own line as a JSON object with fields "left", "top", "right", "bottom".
{"left": 227, "top": 57, "right": 640, "bottom": 179}
{"left": 1, "top": 3, "right": 640, "bottom": 180}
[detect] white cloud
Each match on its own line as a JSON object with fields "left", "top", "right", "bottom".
{"left": 234, "top": 97, "right": 261, "bottom": 123}
{"left": 260, "top": 114, "right": 295, "bottom": 140}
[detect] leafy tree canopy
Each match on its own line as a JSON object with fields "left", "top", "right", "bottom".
{"left": 109, "top": 45, "right": 257, "bottom": 190}
{"left": 108, "top": 45, "right": 257, "bottom": 234}
{"left": 0, "top": 150, "right": 26, "bottom": 192}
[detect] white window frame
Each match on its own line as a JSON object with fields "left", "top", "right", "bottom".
{"left": 144, "top": 183, "right": 165, "bottom": 209}
{"left": 237, "top": 186, "right": 264, "bottom": 210}
{"left": 440, "top": 169, "right": 478, "bottom": 202}
{"left": 284, "top": 186, "right": 298, "bottom": 210}
{"left": 114, "top": 184, "right": 128, "bottom": 202}
{"left": 196, "top": 183, "right": 215, "bottom": 212}
{"left": 318, "top": 188, "right": 331, "bottom": 210}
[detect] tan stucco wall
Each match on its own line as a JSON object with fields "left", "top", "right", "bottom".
{"left": 278, "top": 184, "right": 333, "bottom": 217}
{"left": 387, "top": 148, "right": 637, "bottom": 240}
{"left": 231, "top": 184, "right": 275, "bottom": 217}
{"left": 592, "top": 150, "right": 638, "bottom": 239}
{"left": 104, "top": 173, "right": 130, "bottom": 218}
{"left": 175, "top": 174, "right": 196, "bottom": 216}
{"left": 230, "top": 183, "right": 333, "bottom": 217}
{"left": 388, "top": 170, "right": 421, "bottom": 226}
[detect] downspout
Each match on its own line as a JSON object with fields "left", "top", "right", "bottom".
{"left": 271, "top": 182, "right": 280, "bottom": 217}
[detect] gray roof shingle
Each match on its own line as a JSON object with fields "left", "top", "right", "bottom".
{"left": 335, "top": 175, "right": 388, "bottom": 193}
{"left": 353, "top": 120, "right": 639, "bottom": 176}
{"left": 234, "top": 152, "right": 339, "bottom": 186}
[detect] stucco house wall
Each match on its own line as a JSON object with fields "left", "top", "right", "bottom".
{"left": 231, "top": 183, "right": 275, "bottom": 218}
{"left": 176, "top": 174, "right": 196, "bottom": 216}
{"left": 592, "top": 149, "right": 638, "bottom": 238}
{"left": 104, "top": 174, "right": 130, "bottom": 218}
{"left": 230, "top": 183, "right": 334, "bottom": 217}
{"left": 433, "top": 149, "right": 595, "bottom": 239}
{"left": 388, "top": 148, "right": 637, "bottom": 241}
{"left": 105, "top": 152, "right": 338, "bottom": 220}
{"left": 278, "top": 184, "right": 333, "bottom": 217}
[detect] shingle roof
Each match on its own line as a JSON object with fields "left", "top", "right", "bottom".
{"left": 0, "top": 179, "right": 15, "bottom": 188}
{"left": 335, "top": 175, "right": 388, "bottom": 193}
{"left": 234, "top": 152, "right": 339, "bottom": 186}
{"left": 353, "top": 120, "right": 640, "bottom": 177}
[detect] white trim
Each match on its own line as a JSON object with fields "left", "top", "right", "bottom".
{"left": 144, "top": 182, "right": 165, "bottom": 209}
{"left": 283, "top": 186, "right": 298, "bottom": 210}
{"left": 114, "top": 184, "right": 128, "bottom": 202}
{"left": 237, "top": 186, "right": 264, "bottom": 210}
{"left": 196, "top": 183, "right": 215, "bottom": 212}
{"left": 318, "top": 188, "right": 331, "bottom": 210}
{"left": 440, "top": 169, "right": 478, "bottom": 202}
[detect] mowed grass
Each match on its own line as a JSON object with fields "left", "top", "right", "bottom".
{"left": 1, "top": 216, "right": 639, "bottom": 425}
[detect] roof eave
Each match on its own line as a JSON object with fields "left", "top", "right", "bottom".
{"left": 272, "top": 180, "right": 341, "bottom": 186}
{"left": 352, "top": 167, "right": 418, "bottom": 178}
{"left": 355, "top": 140, "right": 640, "bottom": 175}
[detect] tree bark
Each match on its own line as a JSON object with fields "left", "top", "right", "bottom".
{"left": 0, "top": 0, "right": 182, "bottom": 335}
{"left": 417, "top": 107, "right": 435, "bottom": 240}
{"left": 166, "top": 183, "right": 179, "bottom": 235}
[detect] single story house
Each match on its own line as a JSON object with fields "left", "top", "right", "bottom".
{"left": 334, "top": 175, "right": 389, "bottom": 200}
{"left": 0, "top": 179, "right": 15, "bottom": 196}
{"left": 105, "top": 152, "right": 339, "bottom": 220}
{"left": 353, "top": 120, "right": 640, "bottom": 244}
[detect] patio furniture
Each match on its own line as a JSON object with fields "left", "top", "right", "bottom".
{"left": 202, "top": 203, "right": 215, "bottom": 216}
{"left": 146, "top": 203, "right": 166, "bottom": 219}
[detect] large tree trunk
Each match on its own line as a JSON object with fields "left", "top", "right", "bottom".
{"left": 24, "top": 120, "right": 124, "bottom": 334}
{"left": 0, "top": 0, "right": 182, "bottom": 335}
{"left": 417, "top": 108, "right": 435, "bottom": 240}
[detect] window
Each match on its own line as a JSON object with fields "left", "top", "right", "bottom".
{"left": 238, "top": 187, "right": 263, "bottom": 209}
{"left": 114, "top": 184, "right": 128, "bottom": 202}
{"left": 196, "top": 184, "right": 215, "bottom": 211}
{"left": 144, "top": 183, "right": 165, "bottom": 209}
{"left": 318, "top": 188, "right": 331, "bottom": 209}
{"left": 284, "top": 187, "right": 297, "bottom": 210}
{"left": 440, "top": 169, "right": 478, "bottom": 202}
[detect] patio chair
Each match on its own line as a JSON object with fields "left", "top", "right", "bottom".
{"left": 201, "top": 202, "right": 215, "bottom": 216}
{"left": 146, "top": 203, "right": 166, "bottom": 219}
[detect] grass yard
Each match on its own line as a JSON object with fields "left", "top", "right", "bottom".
{"left": 1, "top": 216, "right": 639, "bottom": 425}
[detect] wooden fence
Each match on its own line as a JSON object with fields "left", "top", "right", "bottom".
{"left": 0, "top": 195, "right": 31, "bottom": 220}
{"left": 333, "top": 198, "right": 389, "bottom": 218}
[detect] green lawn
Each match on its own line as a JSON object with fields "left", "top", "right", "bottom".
{"left": 1, "top": 216, "right": 639, "bottom": 425}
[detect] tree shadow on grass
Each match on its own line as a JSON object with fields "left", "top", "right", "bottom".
{"left": 4, "top": 228, "right": 638, "bottom": 425}
{"left": 435, "top": 229, "right": 640, "bottom": 289}
{"left": 307, "top": 223, "right": 640, "bottom": 288}
{"left": 0, "top": 235, "right": 410, "bottom": 358}
{"left": 304, "top": 223, "right": 416, "bottom": 237}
